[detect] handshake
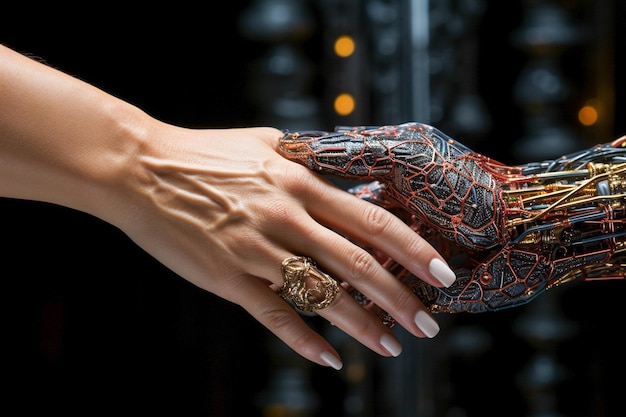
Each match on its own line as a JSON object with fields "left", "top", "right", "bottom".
{"left": 279, "top": 122, "right": 626, "bottom": 319}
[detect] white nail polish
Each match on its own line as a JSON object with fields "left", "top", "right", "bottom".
{"left": 429, "top": 258, "right": 456, "bottom": 287}
{"left": 321, "top": 351, "right": 343, "bottom": 370}
{"left": 414, "top": 310, "right": 440, "bottom": 338}
{"left": 380, "top": 334, "right": 403, "bottom": 357}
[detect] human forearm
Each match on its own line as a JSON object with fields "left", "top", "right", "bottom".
{"left": 0, "top": 44, "right": 146, "bottom": 219}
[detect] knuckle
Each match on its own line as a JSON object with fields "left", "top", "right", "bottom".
{"left": 262, "top": 198, "right": 293, "bottom": 223}
{"left": 261, "top": 303, "right": 297, "bottom": 331}
{"left": 403, "top": 235, "right": 431, "bottom": 260}
{"left": 261, "top": 304, "right": 316, "bottom": 351}
{"left": 259, "top": 198, "right": 306, "bottom": 232}
{"left": 390, "top": 287, "right": 417, "bottom": 312}
{"left": 282, "top": 165, "right": 316, "bottom": 194}
{"left": 346, "top": 250, "right": 378, "bottom": 283}
{"left": 360, "top": 204, "right": 392, "bottom": 237}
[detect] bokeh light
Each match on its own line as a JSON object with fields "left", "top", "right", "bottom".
{"left": 334, "top": 93, "right": 355, "bottom": 116}
{"left": 334, "top": 35, "right": 355, "bottom": 58}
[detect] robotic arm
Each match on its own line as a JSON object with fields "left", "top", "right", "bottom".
{"left": 279, "top": 122, "right": 626, "bottom": 319}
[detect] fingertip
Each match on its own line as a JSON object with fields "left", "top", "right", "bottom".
{"left": 380, "top": 333, "right": 403, "bottom": 357}
{"left": 320, "top": 351, "right": 343, "bottom": 370}
{"left": 428, "top": 258, "right": 456, "bottom": 288}
{"left": 414, "top": 310, "right": 440, "bottom": 338}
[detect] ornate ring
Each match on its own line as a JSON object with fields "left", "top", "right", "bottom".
{"left": 278, "top": 256, "right": 339, "bottom": 312}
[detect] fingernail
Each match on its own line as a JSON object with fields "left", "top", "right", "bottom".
{"left": 380, "top": 334, "right": 403, "bottom": 357}
{"left": 414, "top": 310, "right": 440, "bottom": 338}
{"left": 429, "top": 258, "right": 456, "bottom": 287}
{"left": 321, "top": 351, "right": 343, "bottom": 370}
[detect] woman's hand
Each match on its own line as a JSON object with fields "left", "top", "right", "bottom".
{"left": 107, "top": 123, "right": 456, "bottom": 369}
{"left": 0, "top": 44, "right": 456, "bottom": 370}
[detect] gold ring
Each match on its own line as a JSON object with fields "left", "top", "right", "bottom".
{"left": 278, "top": 256, "right": 339, "bottom": 312}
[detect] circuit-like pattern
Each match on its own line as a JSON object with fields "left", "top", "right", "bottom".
{"left": 279, "top": 122, "right": 626, "bottom": 318}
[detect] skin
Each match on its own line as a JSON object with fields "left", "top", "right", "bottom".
{"left": 0, "top": 44, "right": 455, "bottom": 369}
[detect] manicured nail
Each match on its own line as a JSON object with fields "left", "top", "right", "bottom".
{"left": 429, "top": 258, "right": 456, "bottom": 287}
{"left": 380, "top": 334, "right": 403, "bottom": 357}
{"left": 321, "top": 351, "right": 343, "bottom": 370}
{"left": 414, "top": 310, "right": 440, "bottom": 338}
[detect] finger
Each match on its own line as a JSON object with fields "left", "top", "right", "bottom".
{"left": 288, "top": 224, "right": 441, "bottom": 339}
{"left": 277, "top": 255, "right": 405, "bottom": 356}
{"left": 315, "top": 288, "right": 405, "bottom": 357}
{"left": 230, "top": 274, "right": 344, "bottom": 370}
{"left": 252, "top": 196, "right": 441, "bottom": 338}
{"left": 236, "top": 254, "right": 406, "bottom": 359}
{"left": 307, "top": 182, "right": 457, "bottom": 288}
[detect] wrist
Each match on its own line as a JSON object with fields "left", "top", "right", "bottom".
{"left": 73, "top": 101, "right": 154, "bottom": 227}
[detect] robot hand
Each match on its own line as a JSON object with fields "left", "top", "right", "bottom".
{"left": 279, "top": 122, "right": 626, "bottom": 320}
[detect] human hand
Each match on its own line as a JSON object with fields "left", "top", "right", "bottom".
{"left": 98, "top": 124, "right": 457, "bottom": 369}
{"left": 0, "top": 44, "right": 455, "bottom": 370}
{"left": 278, "top": 122, "right": 626, "bottom": 316}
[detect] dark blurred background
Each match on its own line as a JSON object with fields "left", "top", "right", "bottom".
{"left": 1, "top": 0, "right": 625, "bottom": 415}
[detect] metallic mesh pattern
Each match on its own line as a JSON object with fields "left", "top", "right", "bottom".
{"left": 280, "top": 122, "right": 626, "bottom": 317}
